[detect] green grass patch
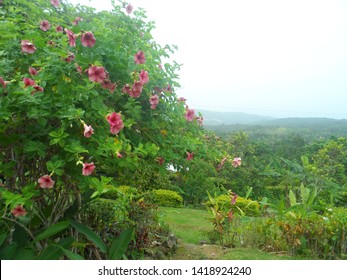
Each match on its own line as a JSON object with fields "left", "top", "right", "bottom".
{"left": 159, "top": 207, "right": 212, "bottom": 244}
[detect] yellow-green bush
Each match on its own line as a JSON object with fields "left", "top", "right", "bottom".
{"left": 152, "top": 189, "right": 183, "bottom": 208}
{"left": 117, "top": 186, "right": 137, "bottom": 195}
{"left": 206, "top": 194, "right": 261, "bottom": 217}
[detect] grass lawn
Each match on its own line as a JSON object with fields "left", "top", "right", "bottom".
{"left": 159, "top": 206, "right": 213, "bottom": 244}
{"left": 159, "top": 206, "right": 304, "bottom": 260}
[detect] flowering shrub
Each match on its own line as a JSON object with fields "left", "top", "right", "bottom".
{"left": 0, "top": 0, "right": 223, "bottom": 259}
{"left": 205, "top": 193, "right": 261, "bottom": 217}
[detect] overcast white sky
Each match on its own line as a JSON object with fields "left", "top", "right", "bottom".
{"left": 68, "top": 0, "right": 347, "bottom": 119}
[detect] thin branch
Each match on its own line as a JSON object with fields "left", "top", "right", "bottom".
{"left": 1, "top": 216, "right": 35, "bottom": 240}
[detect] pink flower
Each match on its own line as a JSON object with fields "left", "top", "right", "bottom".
{"left": 185, "top": 108, "right": 195, "bottom": 122}
{"left": 122, "top": 84, "right": 131, "bottom": 95}
{"left": 139, "top": 69, "right": 149, "bottom": 85}
{"left": 76, "top": 64, "right": 83, "bottom": 74}
{"left": 82, "top": 162, "right": 95, "bottom": 176}
{"left": 40, "top": 20, "right": 50, "bottom": 32}
{"left": 117, "top": 152, "right": 123, "bottom": 158}
{"left": 0, "top": 77, "right": 9, "bottom": 89}
{"left": 156, "top": 157, "right": 165, "bottom": 165}
{"left": 81, "top": 31, "right": 96, "bottom": 47}
{"left": 23, "top": 78, "right": 35, "bottom": 87}
{"left": 186, "top": 152, "right": 194, "bottom": 161}
{"left": 29, "top": 67, "right": 38, "bottom": 76}
{"left": 126, "top": 3, "right": 133, "bottom": 14}
{"left": 134, "top": 50, "right": 146, "bottom": 64}
{"left": 154, "top": 87, "right": 162, "bottom": 94}
{"left": 108, "top": 83, "right": 117, "bottom": 94}
{"left": 149, "top": 94, "right": 159, "bottom": 109}
{"left": 196, "top": 116, "right": 203, "bottom": 126}
{"left": 130, "top": 81, "right": 143, "bottom": 98}
{"left": 217, "top": 157, "right": 228, "bottom": 171}
{"left": 65, "top": 52, "right": 75, "bottom": 63}
{"left": 87, "top": 66, "right": 106, "bottom": 83}
{"left": 38, "top": 175, "right": 55, "bottom": 189}
{"left": 166, "top": 84, "right": 172, "bottom": 93}
{"left": 50, "top": 0, "right": 60, "bottom": 8}
{"left": 83, "top": 124, "right": 94, "bottom": 138}
{"left": 158, "top": 64, "right": 163, "bottom": 69}
{"left": 73, "top": 17, "right": 83, "bottom": 25}
{"left": 56, "top": 26, "right": 63, "bottom": 32}
{"left": 66, "top": 29, "right": 77, "bottom": 47}
{"left": 11, "top": 205, "right": 27, "bottom": 217}
{"left": 106, "top": 112, "right": 124, "bottom": 135}
{"left": 232, "top": 157, "right": 242, "bottom": 168}
{"left": 178, "top": 97, "right": 186, "bottom": 104}
{"left": 230, "top": 192, "right": 238, "bottom": 205}
{"left": 101, "top": 79, "right": 117, "bottom": 93}
{"left": 31, "top": 85, "right": 44, "bottom": 95}
{"left": 21, "top": 40, "right": 36, "bottom": 54}
{"left": 227, "top": 210, "right": 234, "bottom": 222}
{"left": 110, "top": 124, "right": 122, "bottom": 135}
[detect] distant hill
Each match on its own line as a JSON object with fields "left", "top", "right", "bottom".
{"left": 197, "top": 109, "right": 275, "bottom": 125}
{"left": 259, "top": 117, "right": 347, "bottom": 127}
{"left": 202, "top": 113, "right": 347, "bottom": 141}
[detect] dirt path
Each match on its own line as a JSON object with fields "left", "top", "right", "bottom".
{"left": 171, "top": 239, "right": 226, "bottom": 260}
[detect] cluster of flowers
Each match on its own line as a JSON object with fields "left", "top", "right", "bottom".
{"left": 183, "top": 105, "right": 203, "bottom": 125}
{"left": 217, "top": 156, "right": 242, "bottom": 171}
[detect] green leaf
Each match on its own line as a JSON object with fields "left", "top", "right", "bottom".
{"left": 307, "top": 186, "right": 317, "bottom": 206}
{"left": 276, "top": 199, "right": 285, "bottom": 215}
{"left": 300, "top": 184, "right": 310, "bottom": 205}
{"left": 245, "top": 187, "right": 253, "bottom": 199}
{"left": 235, "top": 206, "right": 245, "bottom": 216}
{"left": 13, "top": 247, "right": 36, "bottom": 260}
{"left": 22, "top": 183, "right": 40, "bottom": 200}
{"left": 64, "top": 140, "right": 88, "bottom": 154}
{"left": 108, "top": 227, "right": 134, "bottom": 260}
{"left": 70, "top": 220, "right": 107, "bottom": 253}
{"left": 47, "top": 159, "right": 65, "bottom": 173}
{"left": 37, "top": 117, "right": 47, "bottom": 127}
{"left": 0, "top": 243, "right": 17, "bottom": 259}
{"left": 0, "top": 232, "right": 7, "bottom": 247}
{"left": 23, "top": 141, "right": 46, "bottom": 157}
{"left": 1, "top": 191, "right": 24, "bottom": 207}
{"left": 289, "top": 190, "right": 297, "bottom": 207}
{"left": 34, "top": 221, "right": 70, "bottom": 242}
{"left": 38, "top": 237, "right": 74, "bottom": 260}
{"left": 49, "top": 128, "right": 69, "bottom": 139}
{"left": 53, "top": 245, "right": 84, "bottom": 260}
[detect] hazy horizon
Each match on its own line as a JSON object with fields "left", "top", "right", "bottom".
{"left": 195, "top": 108, "right": 347, "bottom": 120}
{"left": 68, "top": 0, "right": 347, "bottom": 120}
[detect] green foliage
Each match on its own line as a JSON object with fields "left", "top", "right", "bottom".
{"left": 278, "top": 208, "right": 347, "bottom": 259}
{"left": 1, "top": 0, "right": 202, "bottom": 259}
{"left": 117, "top": 185, "right": 137, "bottom": 195}
{"left": 206, "top": 194, "right": 261, "bottom": 217}
{"left": 152, "top": 189, "right": 183, "bottom": 208}
{"left": 219, "top": 208, "right": 347, "bottom": 259}
{"left": 108, "top": 227, "right": 134, "bottom": 260}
